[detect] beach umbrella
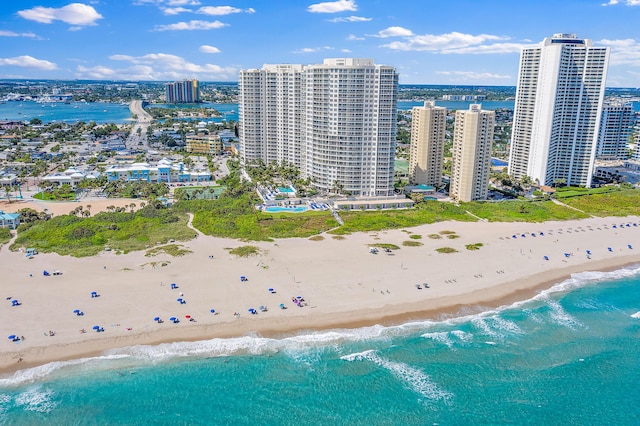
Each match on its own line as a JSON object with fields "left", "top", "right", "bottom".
{"left": 543, "top": 256, "right": 549, "bottom": 261}
{"left": 210, "top": 309, "right": 215, "bottom": 314}
{"left": 92, "top": 325, "right": 100, "bottom": 330}
{"left": 296, "top": 296, "right": 303, "bottom": 300}
{"left": 7, "top": 335, "right": 16, "bottom": 340}
{"left": 279, "top": 303, "right": 285, "bottom": 309}
{"left": 73, "top": 309, "right": 80, "bottom": 314}
{"left": 154, "top": 317, "right": 160, "bottom": 322}
{"left": 512, "top": 235, "right": 517, "bottom": 239}
{"left": 586, "top": 250, "right": 591, "bottom": 255}
{"left": 185, "top": 315, "right": 191, "bottom": 319}
{"left": 628, "top": 244, "right": 633, "bottom": 249}
{"left": 268, "top": 288, "right": 274, "bottom": 293}
{"left": 177, "top": 298, "right": 183, "bottom": 303}
{"left": 608, "top": 247, "right": 613, "bottom": 252}
{"left": 169, "top": 317, "right": 177, "bottom": 323}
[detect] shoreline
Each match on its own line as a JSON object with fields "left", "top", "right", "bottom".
{"left": 2, "top": 215, "right": 640, "bottom": 376}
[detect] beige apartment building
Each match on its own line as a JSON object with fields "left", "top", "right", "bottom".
{"left": 186, "top": 133, "right": 223, "bottom": 155}
{"left": 450, "top": 104, "right": 495, "bottom": 202}
{"left": 409, "top": 101, "right": 446, "bottom": 187}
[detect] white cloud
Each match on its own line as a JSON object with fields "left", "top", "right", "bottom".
{"left": 346, "top": 34, "right": 364, "bottom": 41}
{"left": 0, "top": 30, "right": 38, "bottom": 38}
{"left": 435, "top": 70, "right": 511, "bottom": 80}
{"left": 373, "top": 26, "right": 413, "bottom": 38}
{"left": 18, "top": 3, "right": 103, "bottom": 26}
{"left": 341, "top": 49, "right": 351, "bottom": 53}
{"left": 602, "top": 0, "right": 640, "bottom": 5}
{"left": 380, "top": 31, "right": 515, "bottom": 53}
{"left": 200, "top": 45, "right": 221, "bottom": 53}
{"left": 152, "top": 20, "right": 228, "bottom": 31}
{"left": 329, "top": 15, "right": 371, "bottom": 23}
{"left": 0, "top": 55, "right": 57, "bottom": 70}
{"left": 197, "top": 6, "right": 255, "bottom": 15}
{"left": 293, "top": 46, "right": 334, "bottom": 54}
{"left": 78, "top": 52, "right": 237, "bottom": 80}
{"left": 134, "top": 0, "right": 200, "bottom": 5}
{"left": 599, "top": 38, "right": 640, "bottom": 66}
{"left": 162, "top": 7, "right": 192, "bottom": 15}
{"left": 308, "top": 0, "right": 356, "bottom": 13}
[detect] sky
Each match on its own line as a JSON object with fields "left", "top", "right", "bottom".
{"left": 0, "top": 0, "right": 639, "bottom": 86}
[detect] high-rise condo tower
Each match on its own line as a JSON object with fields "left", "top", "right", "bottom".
{"left": 508, "top": 34, "right": 609, "bottom": 187}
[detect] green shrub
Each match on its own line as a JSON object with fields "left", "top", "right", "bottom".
{"left": 435, "top": 247, "right": 458, "bottom": 253}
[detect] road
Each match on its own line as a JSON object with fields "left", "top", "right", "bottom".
{"left": 126, "top": 100, "right": 153, "bottom": 150}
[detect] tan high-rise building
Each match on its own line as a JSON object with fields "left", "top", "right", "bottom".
{"left": 409, "top": 101, "right": 446, "bottom": 187}
{"left": 450, "top": 104, "right": 495, "bottom": 202}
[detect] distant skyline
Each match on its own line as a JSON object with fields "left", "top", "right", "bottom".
{"left": 0, "top": 1, "right": 639, "bottom": 86}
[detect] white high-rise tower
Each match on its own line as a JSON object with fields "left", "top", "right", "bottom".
{"left": 508, "top": 34, "right": 610, "bottom": 187}
{"left": 239, "top": 58, "right": 398, "bottom": 196}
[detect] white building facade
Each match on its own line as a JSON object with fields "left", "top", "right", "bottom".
{"left": 239, "top": 58, "right": 398, "bottom": 196}
{"left": 508, "top": 34, "right": 610, "bottom": 187}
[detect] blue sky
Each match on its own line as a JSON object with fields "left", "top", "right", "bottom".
{"left": 0, "top": 0, "right": 639, "bottom": 86}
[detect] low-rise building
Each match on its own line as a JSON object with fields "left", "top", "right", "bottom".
{"left": 105, "top": 158, "right": 211, "bottom": 183}
{"left": 41, "top": 167, "right": 101, "bottom": 187}
{"left": 0, "top": 210, "right": 20, "bottom": 229}
{"left": 186, "top": 133, "right": 222, "bottom": 155}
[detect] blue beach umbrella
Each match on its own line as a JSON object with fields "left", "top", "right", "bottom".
{"left": 8, "top": 335, "right": 16, "bottom": 340}
{"left": 169, "top": 317, "right": 177, "bottom": 323}
{"left": 92, "top": 325, "right": 100, "bottom": 330}
{"left": 608, "top": 247, "right": 613, "bottom": 252}
{"left": 210, "top": 309, "right": 215, "bottom": 314}
{"left": 154, "top": 317, "right": 160, "bottom": 322}
{"left": 73, "top": 309, "right": 80, "bottom": 314}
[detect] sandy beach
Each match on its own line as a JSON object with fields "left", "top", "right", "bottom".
{"left": 1, "top": 206, "right": 640, "bottom": 374}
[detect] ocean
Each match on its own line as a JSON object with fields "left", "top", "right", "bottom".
{"left": 1, "top": 265, "right": 639, "bottom": 424}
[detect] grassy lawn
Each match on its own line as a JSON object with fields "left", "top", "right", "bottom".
{"left": 12, "top": 206, "right": 195, "bottom": 257}
{"left": 561, "top": 189, "right": 640, "bottom": 217}
{"left": 33, "top": 191, "right": 76, "bottom": 201}
{"left": 331, "top": 201, "right": 475, "bottom": 235}
{"left": 174, "top": 196, "right": 339, "bottom": 241}
{"left": 554, "top": 186, "right": 619, "bottom": 199}
{"left": 462, "top": 200, "right": 589, "bottom": 222}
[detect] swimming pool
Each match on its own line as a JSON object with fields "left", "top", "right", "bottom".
{"left": 264, "top": 206, "right": 309, "bottom": 213}
{"left": 277, "top": 186, "right": 295, "bottom": 193}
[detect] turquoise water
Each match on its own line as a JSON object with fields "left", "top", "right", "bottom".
{"left": 277, "top": 187, "right": 294, "bottom": 193}
{"left": 264, "top": 206, "right": 308, "bottom": 213}
{"left": 1, "top": 267, "right": 640, "bottom": 424}
{"left": 0, "top": 101, "right": 131, "bottom": 124}
{"left": 0, "top": 102, "right": 239, "bottom": 124}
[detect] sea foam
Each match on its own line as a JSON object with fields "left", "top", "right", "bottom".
{"left": 340, "top": 350, "right": 452, "bottom": 404}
